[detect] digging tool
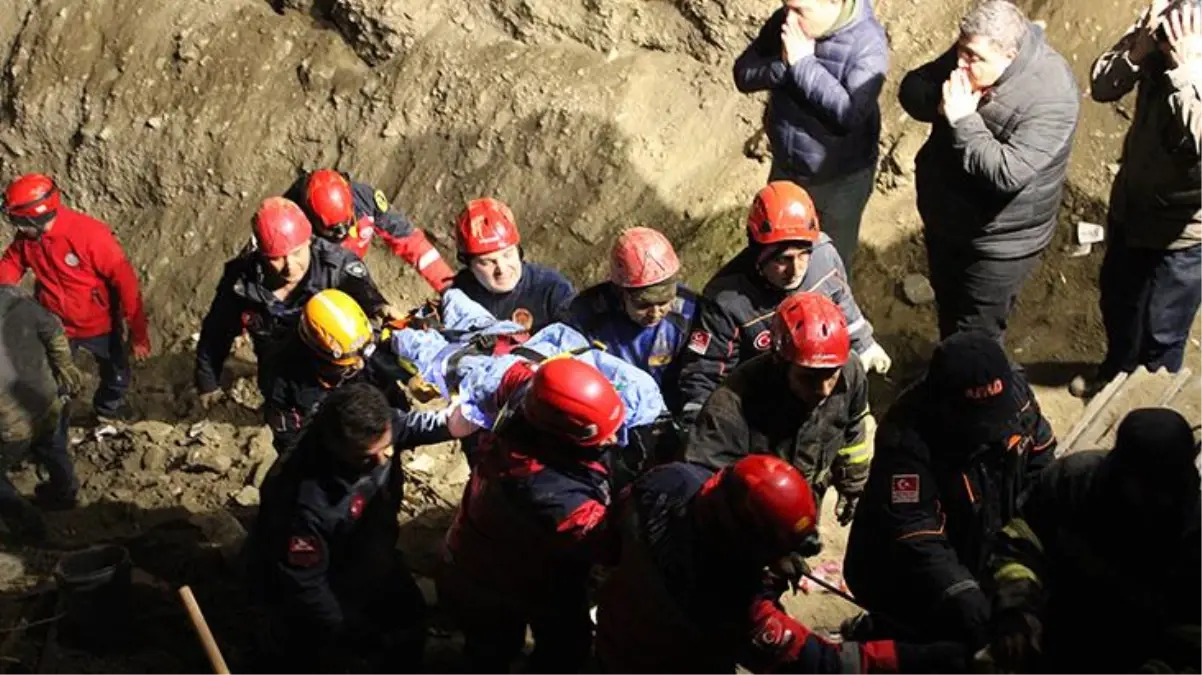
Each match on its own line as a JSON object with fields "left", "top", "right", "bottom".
{"left": 178, "top": 586, "right": 229, "bottom": 675}
{"left": 798, "top": 570, "right": 863, "bottom": 609}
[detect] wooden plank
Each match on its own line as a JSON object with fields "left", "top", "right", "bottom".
{"left": 1060, "top": 371, "right": 1128, "bottom": 457}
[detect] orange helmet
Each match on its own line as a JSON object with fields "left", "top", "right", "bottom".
{"left": 303, "top": 170, "right": 355, "bottom": 237}
{"left": 455, "top": 198, "right": 520, "bottom": 259}
{"left": 746, "top": 181, "right": 820, "bottom": 250}
{"left": 609, "top": 227, "right": 681, "bottom": 288}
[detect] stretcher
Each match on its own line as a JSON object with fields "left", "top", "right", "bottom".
{"left": 388, "top": 290, "right": 667, "bottom": 447}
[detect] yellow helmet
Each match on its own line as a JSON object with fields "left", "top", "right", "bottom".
{"left": 298, "top": 289, "right": 373, "bottom": 367}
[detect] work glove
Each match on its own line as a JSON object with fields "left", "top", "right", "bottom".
{"left": 858, "top": 342, "right": 892, "bottom": 375}
{"left": 45, "top": 334, "right": 84, "bottom": 397}
{"left": 835, "top": 493, "right": 859, "bottom": 526}
{"left": 990, "top": 608, "right": 1042, "bottom": 673}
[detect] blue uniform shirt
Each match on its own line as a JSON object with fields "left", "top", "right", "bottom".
{"left": 563, "top": 282, "right": 699, "bottom": 412}
{"left": 452, "top": 261, "right": 575, "bottom": 332}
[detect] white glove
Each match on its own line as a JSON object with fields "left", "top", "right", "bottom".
{"left": 859, "top": 342, "right": 893, "bottom": 375}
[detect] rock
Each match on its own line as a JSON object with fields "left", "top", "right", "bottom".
{"left": 228, "top": 377, "right": 264, "bottom": 409}
{"left": 413, "top": 575, "right": 438, "bottom": 606}
{"left": 246, "top": 428, "right": 275, "bottom": 461}
{"left": 184, "top": 447, "right": 232, "bottom": 475}
{"left": 405, "top": 453, "right": 436, "bottom": 474}
{"left": 901, "top": 273, "right": 936, "bottom": 306}
{"left": 188, "top": 511, "right": 247, "bottom": 563}
{"left": 0, "top": 553, "right": 25, "bottom": 586}
{"left": 141, "top": 445, "right": 169, "bottom": 473}
{"left": 146, "top": 115, "right": 164, "bottom": 129}
{"left": 234, "top": 485, "right": 260, "bottom": 507}
{"left": 132, "top": 420, "right": 175, "bottom": 445}
{"left": 251, "top": 453, "right": 278, "bottom": 489}
{"left": 326, "top": 0, "right": 411, "bottom": 66}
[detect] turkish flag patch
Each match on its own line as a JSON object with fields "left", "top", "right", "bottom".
{"left": 286, "top": 536, "right": 322, "bottom": 568}
{"left": 891, "top": 474, "right": 920, "bottom": 504}
{"left": 687, "top": 330, "right": 711, "bottom": 355}
{"left": 349, "top": 493, "right": 366, "bottom": 520}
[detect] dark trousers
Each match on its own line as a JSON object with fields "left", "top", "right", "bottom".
{"left": 0, "top": 404, "right": 77, "bottom": 526}
{"left": 1099, "top": 239, "right": 1202, "bottom": 380}
{"left": 926, "top": 240, "right": 1042, "bottom": 345}
{"left": 70, "top": 331, "right": 130, "bottom": 417}
{"left": 259, "top": 561, "right": 428, "bottom": 673}
{"left": 770, "top": 164, "right": 875, "bottom": 273}
{"left": 437, "top": 562, "right": 593, "bottom": 673}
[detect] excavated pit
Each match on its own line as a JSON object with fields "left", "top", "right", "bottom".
{"left": 0, "top": 0, "right": 1197, "bottom": 670}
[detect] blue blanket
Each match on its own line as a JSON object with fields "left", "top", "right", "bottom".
{"left": 392, "top": 290, "right": 666, "bottom": 444}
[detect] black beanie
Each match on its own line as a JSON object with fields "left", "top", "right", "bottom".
{"left": 926, "top": 331, "right": 1027, "bottom": 443}
{"left": 1108, "top": 407, "right": 1198, "bottom": 478}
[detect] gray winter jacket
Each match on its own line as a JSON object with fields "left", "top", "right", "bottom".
{"left": 1091, "top": 16, "right": 1202, "bottom": 251}
{"left": 0, "top": 287, "right": 68, "bottom": 443}
{"left": 676, "top": 233, "right": 875, "bottom": 416}
{"left": 900, "top": 25, "right": 1080, "bottom": 259}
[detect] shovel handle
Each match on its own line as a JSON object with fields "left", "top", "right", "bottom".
{"left": 179, "top": 586, "right": 230, "bottom": 674}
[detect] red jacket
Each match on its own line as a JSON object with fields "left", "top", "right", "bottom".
{"left": 0, "top": 207, "right": 149, "bottom": 344}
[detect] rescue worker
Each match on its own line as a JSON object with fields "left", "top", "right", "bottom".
{"left": 245, "top": 382, "right": 452, "bottom": 673}
{"left": 258, "top": 289, "right": 412, "bottom": 457}
{"left": 0, "top": 287, "right": 86, "bottom": 539}
{"left": 562, "top": 226, "right": 700, "bottom": 413}
{"left": 0, "top": 173, "right": 151, "bottom": 422}
{"left": 283, "top": 169, "right": 455, "bottom": 292}
{"left": 595, "top": 455, "right": 968, "bottom": 673}
{"left": 437, "top": 358, "right": 621, "bottom": 673}
{"left": 686, "top": 292, "right": 870, "bottom": 527}
{"left": 450, "top": 198, "right": 575, "bottom": 332}
{"left": 194, "top": 197, "right": 392, "bottom": 408}
{"left": 676, "top": 181, "right": 889, "bottom": 424}
{"left": 843, "top": 331, "right": 1055, "bottom": 648}
{"left": 988, "top": 407, "right": 1200, "bottom": 673}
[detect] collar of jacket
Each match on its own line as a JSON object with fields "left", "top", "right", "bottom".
{"left": 816, "top": 0, "right": 862, "bottom": 39}
{"left": 991, "top": 22, "right": 1043, "bottom": 90}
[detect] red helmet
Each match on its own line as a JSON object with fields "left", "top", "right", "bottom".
{"left": 4, "top": 173, "right": 61, "bottom": 224}
{"left": 609, "top": 227, "right": 681, "bottom": 288}
{"left": 455, "top": 198, "right": 520, "bottom": 258}
{"left": 523, "top": 358, "right": 625, "bottom": 447}
{"left": 747, "top": 181, "right": 820, "bottom": 248}
{"left": 254, "top": 197, "right": 313, "bottom": 257}
{"left": 771, "top": 292, "right": 849, "bottom": 368}
{"left": 720, "top": 455, "right": 818, "bottom": 554}
{"left": 303, "top": 170, "right": 355, "bottom": 233}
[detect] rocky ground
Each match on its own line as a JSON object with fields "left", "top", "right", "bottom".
{"left": 0, "top": 0, "right": 1199, "bottom": 671}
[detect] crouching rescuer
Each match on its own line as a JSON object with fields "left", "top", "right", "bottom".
{"left": 595, "top": 454, "right": 968, "bottom": 673}
{"left": 243, "top": 382, "right": 453, "bottom": 672}
{"left": 686, "top": 291, "right": 872, "bottom": 528}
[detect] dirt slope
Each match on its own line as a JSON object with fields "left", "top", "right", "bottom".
{"left": 0, "top": 0, "right": 1197, "bottom": 670}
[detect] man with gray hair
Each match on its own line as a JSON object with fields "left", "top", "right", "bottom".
{"left": 1071, "top": 0, "right": 1202, "bottom": 398}
{"left": 899, "top": 0, "right": 1080, "bottom": 348}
